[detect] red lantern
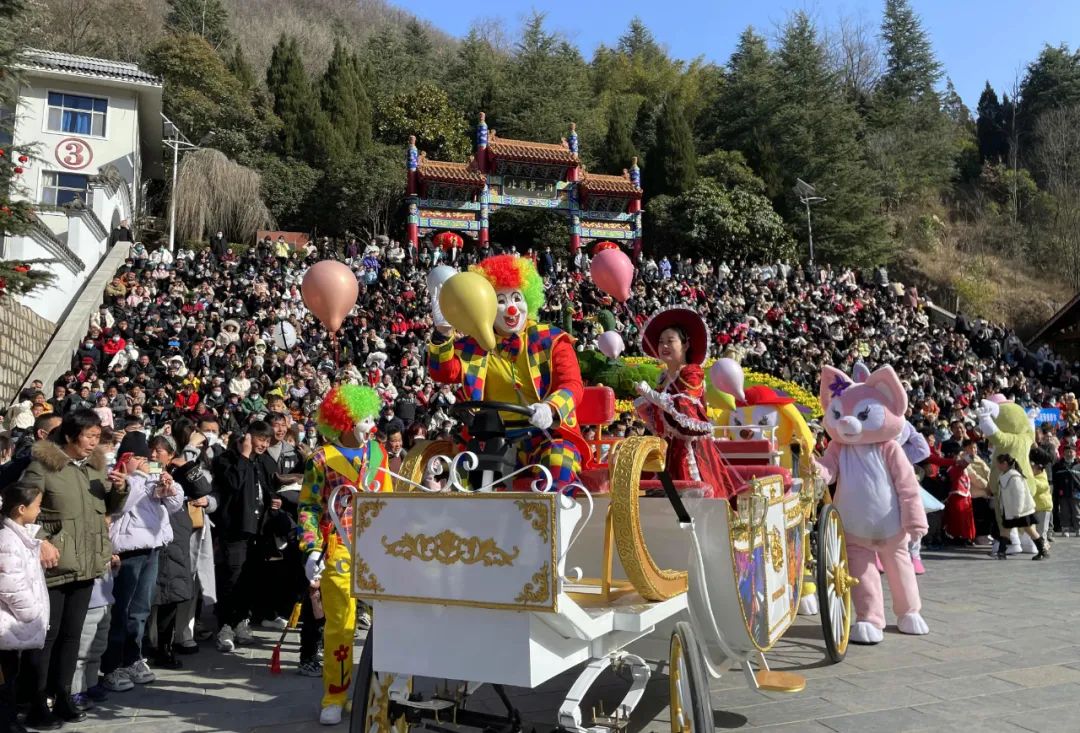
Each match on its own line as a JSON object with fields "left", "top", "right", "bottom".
{"left": 13, "top": 167, "right": 23, "bottom": 174}
{"left": 433, "top": 231, "right": 464, "bottom": 252}
{"left": 17, "top": 155, "right": 27, "bottom": 163}
{"left": 13, "top": 265, "right": 29, "bottom": 273}
{"left": 592, "top": 241, "right": 620, "bottom": 256}
{"left": 0, "top": 149, "right": 6, "bottom": 157}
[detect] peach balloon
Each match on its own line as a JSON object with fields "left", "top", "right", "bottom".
{"left": 302, "top": 260, "right": 359, "bottom": 332}
{"left": 590, "top": 247, "right": 635, "bottom": 303}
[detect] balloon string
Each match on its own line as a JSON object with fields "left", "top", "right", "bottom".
{"left": 621, "top": 300, "right": 649, "bottom": 352}
{"left": 331, "top": 332, "right": 340, "bottom": 368}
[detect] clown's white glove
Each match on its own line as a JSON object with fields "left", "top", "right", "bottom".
{"left": 304, "top": 552, "right": 324, "bottom": 584}
{"left": 529, "top": 402, "right": 554, "bottom": 430}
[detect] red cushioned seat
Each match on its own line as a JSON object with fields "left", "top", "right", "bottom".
{"left": 714, "top": 439, "right": 780, "bottom": 466}
{"left": 579, "top": 467, "right": 610, "bottom": 494}
{"left": 639, "top": 479, "right": 716, "bottom": 496}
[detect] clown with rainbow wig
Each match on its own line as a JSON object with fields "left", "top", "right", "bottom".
{"left": 428, "top": 254, "right": 589, "bottom": 488}
{"left": 297, "top": 385, "right": 391, "bottom": 725}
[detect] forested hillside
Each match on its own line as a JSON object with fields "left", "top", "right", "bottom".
{"left": 20, "top": 0, "right": 1080, "bottom": 330}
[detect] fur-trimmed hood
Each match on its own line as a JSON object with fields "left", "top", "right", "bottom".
{"left": 31, "top": 440, "right": 108, "bottom": 473}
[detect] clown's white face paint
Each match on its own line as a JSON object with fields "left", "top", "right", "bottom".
{"left": 353, "top": 417, "right": 377, "bottom": 444}
{"left": 494, "top": 288, "right": 528, "bottom": 336}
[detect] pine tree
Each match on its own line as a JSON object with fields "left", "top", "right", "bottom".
{"left": 976, "top": 82, "right": 1008, "bottom": 162}
{"left": 1016, "top": 44, "right": 1080, "bottom": 150}
{"left": 600, "top": 99, "right": 638, "bottom": 174}
{"left": 320, "top": 41, "right": 372, "bottom": 155}
{"left": 266, "top": 35, "right": 339, "bottom": 164}
{"left": 771, "top": 12, "right": 889, "bottom": 264}
{"left": 0, "top": 0, "right": 54, "bottom": 298}
{"left": 641, "top": 95, "right": 696, "bottom": 199}
{"left": 878, "top": 0, "right": 941, "bottom": 101}
{"left": 165, "top": 0, "right": 230, "bottom": 50}
{"left": 226, "top": 43, "right": 256, "bottom": 92}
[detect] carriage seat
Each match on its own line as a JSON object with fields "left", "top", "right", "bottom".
{"left": 714, "top": 438, "right": 781, "bottom": 466}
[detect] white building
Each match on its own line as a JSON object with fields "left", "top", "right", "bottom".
{"left": 1, "top": 49, "right": 163, "bottom": 322}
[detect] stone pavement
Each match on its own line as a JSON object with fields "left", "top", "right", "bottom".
{"left": 74, "top": 539, "right": 1080, "bottom": 732}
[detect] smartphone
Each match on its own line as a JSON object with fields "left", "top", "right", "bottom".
{"left": 147, "top": 461, "right": 163, "bottom": 476}
{"left": 116, "top": 452, "right": 134, "bottom": 468}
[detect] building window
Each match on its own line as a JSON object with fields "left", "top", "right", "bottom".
{"left": 41, "top": 171, "right": 90, "bottom": 206}
{"left": 47, "top": 92, "right": 107, "bottom": 136}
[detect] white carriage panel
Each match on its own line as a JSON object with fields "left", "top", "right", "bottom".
{"left": 352, "top": 494, "right": 580, "bottom": 612}
{"left": 370, "top": 602, "right": 594, "bottom": 688}
{"left": 763, "top": 499, "right": 792, "bottom": 646}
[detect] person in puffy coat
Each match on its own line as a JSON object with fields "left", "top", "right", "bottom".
{"left": 0, "top": 483, "right": 49, "bottom": 733}
{"left": 100, "top": 444, "right": 184, "bottom": 693}
{"left": 995, "top": 454, "right": 1048, "bottom": 561}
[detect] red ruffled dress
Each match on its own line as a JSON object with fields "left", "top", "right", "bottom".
{"left": 635, "top": 364, "right": 737, "bottom": 499}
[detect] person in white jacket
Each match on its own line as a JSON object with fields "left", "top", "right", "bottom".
{"left": 0, "top": 483, "right": 50, "bottom": 733}
{"left": 995, "top": 454, "right": 1048, "bottom": 561}
{"left": 100, "top": 450, "right": 185, "bottom": 692}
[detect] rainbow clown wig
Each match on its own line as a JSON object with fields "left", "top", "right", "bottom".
{"left": 316, "top": 384, "right": 382, "bottom": 441}
{"left": 470, "top": 254, "right": 544, "bottom": 316}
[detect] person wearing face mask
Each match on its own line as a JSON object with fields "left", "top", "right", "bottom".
{"left": 297, "top": 386, "right": 391, "bottom": 726}
{"left": 427, "top": 254, "right": 589, "bottom": 489}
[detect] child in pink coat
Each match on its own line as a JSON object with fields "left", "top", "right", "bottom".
{"left": 815, "top": 365, "right": 929, "bottom": 644}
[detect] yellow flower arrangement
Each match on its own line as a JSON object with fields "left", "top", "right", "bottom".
{"left": 618, "top": 356, "right": 822, "bottom": 418}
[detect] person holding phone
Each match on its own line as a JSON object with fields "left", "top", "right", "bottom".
{"left": 99, "top": 436, "right": 184, "bottom": 693}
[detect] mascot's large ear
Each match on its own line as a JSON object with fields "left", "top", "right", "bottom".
{"left": 852, "top": 361, "right": 871, "bottom": 383}
{"left": 864, "top": 366, "right": 907, "bottom": 416}
{"left": 820, "top": 365, "right": 852, "bottom": 411}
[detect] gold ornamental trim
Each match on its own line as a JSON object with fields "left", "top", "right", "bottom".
{"left": 355, "top": 557, "right": 384, "bottom": 593}
{"left": 395, "top": 440, "right": 456, "bottom": 491}
{"left": 515, "top": 498, "right": 551, "bottom": 543}
{"left": 515, "top": 562, "right": 551, "bottom": 604}
{"left": 380, "top": 530, "right": 520, "bottom": 567}
{"left": 768, "top": 527, "right": 784, "bottom": 573}
{"left": 355, "top": 498, "right": 387, "bottom": 538}
{"left": 609, "top": 435, "right": 688, "bottom": 601}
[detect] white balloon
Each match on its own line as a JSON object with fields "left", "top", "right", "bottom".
{"left": 427, "top": 265, "right": 457, "bottom": 326}
{"left": 597, "top": 331, "right": 625, "bottom": 359}
{"left": 272, "top": 321, "right": 298, "bottom": 351}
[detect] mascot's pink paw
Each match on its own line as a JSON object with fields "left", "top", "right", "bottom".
{"left": 874, "top": 554, "right": 884, "bottom": 573}
{"left": 798, "top": 594, "right": 819, "bottom": 616}
{"left": 850, "top": 621, "right": 884, "bottom": 645}
{"left": 911, "top": 556, "right": 925, "bottom": 575}
{"left": 897, "top": 612, "right": 929, "bottom": 635}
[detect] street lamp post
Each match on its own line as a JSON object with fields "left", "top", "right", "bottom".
{"left": 162, "top": 116, "right": 213, "bottom": 252}
{"left": 794, "top": 178, "right": 826, "bottom": 264}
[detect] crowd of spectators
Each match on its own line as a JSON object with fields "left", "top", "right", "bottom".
{"left": 2, "top": 234, "right": 1080, "bottom": 728}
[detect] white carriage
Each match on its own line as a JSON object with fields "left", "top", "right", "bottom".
{"left": 333, "top": 389, "right": 852, "bottom": 733}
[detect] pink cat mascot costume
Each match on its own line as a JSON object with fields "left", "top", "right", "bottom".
{"left": 815, "top": 365, "right": 930, "bottom": 644}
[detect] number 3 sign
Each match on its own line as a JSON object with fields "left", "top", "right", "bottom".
{"left": 55, "top": 137, "right": 92, "bottom": 171}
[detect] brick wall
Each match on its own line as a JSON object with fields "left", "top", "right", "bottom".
{"left": 0, "top": 298, "right": 55, "bottom": 402}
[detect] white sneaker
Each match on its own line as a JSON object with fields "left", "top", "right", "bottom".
{"left": 125, "top": 659, "right": 156, "bottom": 684}
{"left": 235, "top": 619, "right": 255, "bottom": 644}
{"left": 319, "top": 704, "right": 343, "bottom": 725}
{"left": 260, "top": 616, "right": 288, "bottom": 630}
{"left": 216, "top": 625, "right": 236, "bottom": 652}
{"left": 102, "top": 668, "right": 134, "bottom": 692}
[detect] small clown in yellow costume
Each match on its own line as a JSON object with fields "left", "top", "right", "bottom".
{"left": 298, "top": 385, "right": 391, "bottom": 726}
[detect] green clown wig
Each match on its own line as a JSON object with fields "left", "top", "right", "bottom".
{"left": 316, "top": 385, "right": 382, "bottom": 442}
{"left": 470, "top": 254, "right": 545, "bottom": 317}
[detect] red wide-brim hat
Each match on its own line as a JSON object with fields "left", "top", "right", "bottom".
{"left": 737, "top": 385, "right": 795, "bottom": 408}
{"left": 641, "top": 307, "right": 710, "bottom": 365}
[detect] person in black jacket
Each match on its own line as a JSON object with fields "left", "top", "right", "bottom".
{"left": 1053, "top": 444, "right": 1080, "bottom": 535}
{"left": 210, "top": 421, "right": 276, "bottom": 653}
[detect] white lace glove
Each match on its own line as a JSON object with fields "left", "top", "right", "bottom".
{"left": 635, "top": 381, "right": 654, "bottom": 398}
{"left": 304, "top": 552, "right": 324, "bottom": 584}
{"left": 529, "top": 402, "right": 554, "bottom": 430}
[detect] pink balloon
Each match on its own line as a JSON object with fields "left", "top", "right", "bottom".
{"left": 590, "top": 248, "right": 635, "bottom": 303}
{"left": 302, "top": 260, "right": 359, "bottom": 332}
{"left": 597, "top": 331, "right": 625, "bottom": 359}
{"left": 709, "top": 358, "right": 745, "bottom": 402}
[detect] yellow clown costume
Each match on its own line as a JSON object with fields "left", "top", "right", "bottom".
{"left": 297, "top": 385, "right": 391, "bottom": 722}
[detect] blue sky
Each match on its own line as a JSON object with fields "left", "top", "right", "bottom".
{"left": 404, "top": 0, "right": 1080, "bottom": 108}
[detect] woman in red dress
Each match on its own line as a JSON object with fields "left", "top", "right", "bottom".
{"left": 634, "top": 307, "right": 737, "bottom": 499}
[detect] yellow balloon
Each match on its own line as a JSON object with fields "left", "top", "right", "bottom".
{"left": 439, "top": 272, "right": 498, "bottom": 351}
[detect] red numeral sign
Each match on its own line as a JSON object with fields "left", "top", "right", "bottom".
{"left": 55, "top": 137, "right": 93, "bottom": 170}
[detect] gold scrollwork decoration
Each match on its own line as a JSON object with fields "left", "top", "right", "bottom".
{"left": 514, "top": 562, "right": 551, "bottom": 604}
{"left": 514, "top": 499, "right": 550, "bottom": 543}
{"left": 767, "top": 527, "right": 784, "bottom": 573}
{"left": 355, "top": 557, "right": 384, "bottom": 593}
{"left": 355, "top": 499, "right": 387, "bottom": 538}
{"left": 381, "top": 530, "right": 520, "bottom": 567}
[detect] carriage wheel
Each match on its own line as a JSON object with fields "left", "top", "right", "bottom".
{"left": 815, "top": 504, "right": 853, "bottom": 663}
{"left": 351, "top": 627, "right": 411, "bottom": 733}
{"left": 669, "top": 622, "right": 712, "bottom": 733}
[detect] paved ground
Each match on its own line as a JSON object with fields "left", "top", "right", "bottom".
{"left": 75, "top": 539, "right": 1080, "bottom": 733}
